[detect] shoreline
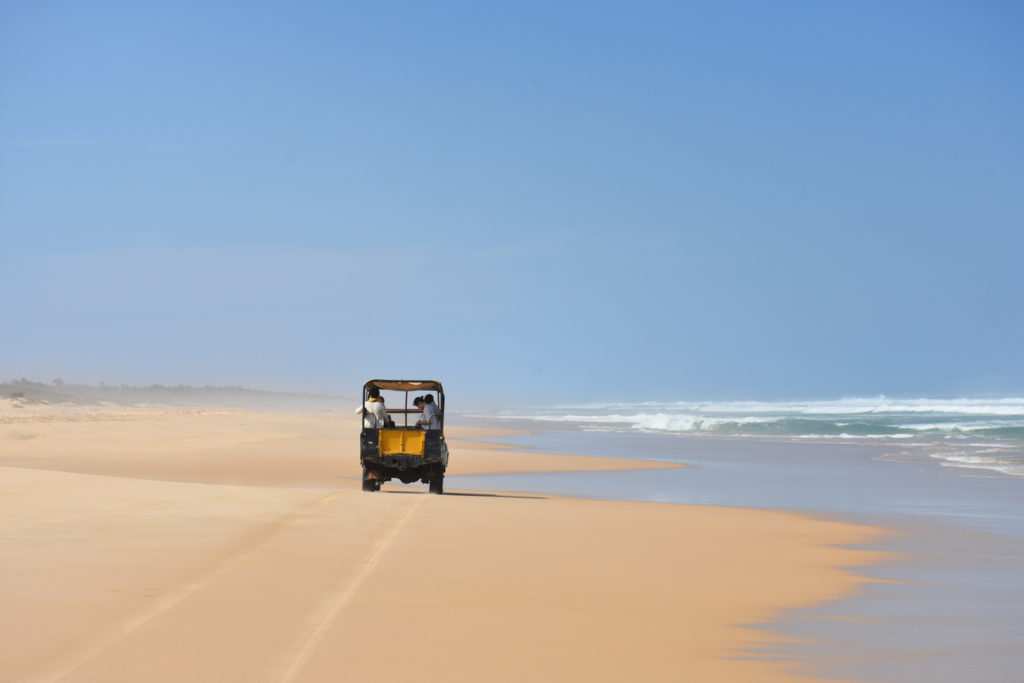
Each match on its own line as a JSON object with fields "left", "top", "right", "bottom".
{"left": 2, "top": 405, "right": 888, "bottom": 681}
{"left": 446, "top": 423, "right": 1024, "bottom": 683}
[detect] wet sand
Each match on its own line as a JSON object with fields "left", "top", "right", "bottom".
{"left": 1, "top": 405, "right": 884, "bottom": 682}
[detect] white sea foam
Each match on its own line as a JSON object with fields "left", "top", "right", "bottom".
{"left": 796, "top": 433, "right": 917, "bottom": 439}
{"left": 901, "top": 420, "right": 1021, "bottom": 432}
{"left": 475, "top": 396, "right": 1024, "bottom": 480}
{"left": 929, "top": 452, "right": 1024, "bottom": 478}
{"left": 628, "top": 413, "right": 784, "bottom": 432}
{"left": 552, "top": 396, "right": 1024, "bottom": 417}
{"left": 477, "top": 396, "right": 1024, "bottom": 445}
{"left": 495, "top": 412, "right": 783, "bottom": 433}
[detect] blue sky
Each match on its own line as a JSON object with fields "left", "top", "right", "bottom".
{"left": 2, "top": 1, "right": 1021, "bottom": 405}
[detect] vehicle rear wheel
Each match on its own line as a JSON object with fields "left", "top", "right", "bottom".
{"left": 429, "top": 475, "right": 443, "bottom": 495}
{"left": 361, "top": 466, "right": 378, "bottom": 492}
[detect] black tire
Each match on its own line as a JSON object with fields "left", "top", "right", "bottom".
{"left": 429, "top": 475, "right": 444, "bottom": 495}
{"left": 361, "top": 465, "right": 377, "bottom": 492}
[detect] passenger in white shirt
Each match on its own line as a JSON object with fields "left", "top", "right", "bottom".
{"left": 416, "top": 394, "right": 441, "bottom": 430}
{"left": 413, "top": 396, "right": 427, "bottom": 428}
{"left": 362, "top": 387, "right": 389, "bottom": 429}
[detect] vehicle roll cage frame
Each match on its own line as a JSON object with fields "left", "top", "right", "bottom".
{"left": 362, "top": 379, "right": 445, "bottom": 430}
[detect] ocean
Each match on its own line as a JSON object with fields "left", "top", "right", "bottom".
{"left": 474, "top": 396, "right": 1024, "bottom": 479}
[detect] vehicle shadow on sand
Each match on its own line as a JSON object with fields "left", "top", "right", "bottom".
{"left": 381, "top": 489, "right": 546, "bottom": 500}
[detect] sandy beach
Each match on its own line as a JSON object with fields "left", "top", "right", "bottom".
{"left": 1, "top": 404, "right": 885, "bottom": 682}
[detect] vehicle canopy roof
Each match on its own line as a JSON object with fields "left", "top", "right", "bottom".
{"left": 364, "top": 379, "right": 444, "bottom": 393}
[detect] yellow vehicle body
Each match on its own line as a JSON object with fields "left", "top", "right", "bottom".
{"left": 379, "top": 429, "right": 425, "bottom": 456}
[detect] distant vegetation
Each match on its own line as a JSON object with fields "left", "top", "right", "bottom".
{"left": 1, "top": 378, "right": 352, "bottom": 411}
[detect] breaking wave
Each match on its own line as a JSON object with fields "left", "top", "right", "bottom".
{"left": 477, "top": 396, "right": 1024, "bottom": 478}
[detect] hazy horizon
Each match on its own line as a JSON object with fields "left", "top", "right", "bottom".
{"left": 4, "top": 374, "right": 1019, "bottom": 411}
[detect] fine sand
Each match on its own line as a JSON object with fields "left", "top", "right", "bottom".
{"left": 1, "top": 403, "right": 885, "bottom": 682}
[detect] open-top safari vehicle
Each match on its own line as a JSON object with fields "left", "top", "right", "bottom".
{"left": 359, "top": 379, "right": 449, "bottom": 493}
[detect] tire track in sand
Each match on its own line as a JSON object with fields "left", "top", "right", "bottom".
{"left": 39, "top": 492, "right": 344, "bottom": 683}
{"left": 275, "top": 494, "right": 428, "bottom": 683}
